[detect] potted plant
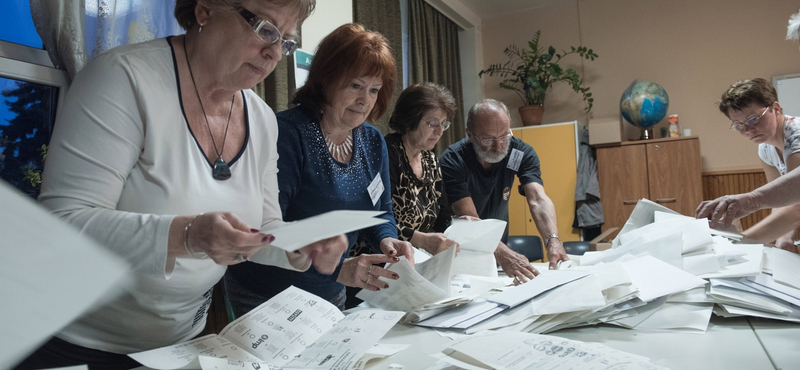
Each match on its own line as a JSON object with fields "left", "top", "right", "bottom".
{"left": 479, "top": 30, "right": 598, "bottom": 126}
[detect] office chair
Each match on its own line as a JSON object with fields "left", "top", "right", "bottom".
{"left": 562, "top": 241, "right": 590, "bottom": 256}
{"left": 506, "top": 235, "right": 544, "bottom": 262}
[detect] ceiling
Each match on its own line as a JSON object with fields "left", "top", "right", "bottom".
{"left": 456, "top": 0, "right": 573, "bottom": 19}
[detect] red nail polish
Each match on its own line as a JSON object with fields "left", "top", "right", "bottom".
{"left": 392, "top": 274, "right": 399, "bottom": 279}
{"left": 262, "top": 235, "right": 270, "bottom": 243}
{"left": 269, "top": 235, "right": 275, "bottom": 243}
{"left": 250, "top": 228, "right": 260, "bottom": 233}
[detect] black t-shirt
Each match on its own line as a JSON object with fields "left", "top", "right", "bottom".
{"left": 439, "top": 137, "right": 543, "bottom": 241}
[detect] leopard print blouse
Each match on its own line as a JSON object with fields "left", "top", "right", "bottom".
{"left": 385, "top": 133, "right": 453, "bottom": 241}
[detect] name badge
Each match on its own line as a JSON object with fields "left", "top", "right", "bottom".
{"left": 367, "top": 173, "right": 385, "bottom": 206}
{"left": 507, "top": 148, "right": 523, "bottom": 172}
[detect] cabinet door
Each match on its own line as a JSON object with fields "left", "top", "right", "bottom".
{"left": 597, "top": 145, "right": 649, "bottom": 232}
{"left": 520, "top": 124, "right": 580, "bottom": 242}
{"left": 646, "top": 139, "right": 703, "bottom": 216}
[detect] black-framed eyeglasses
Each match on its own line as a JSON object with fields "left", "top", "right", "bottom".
{"left": 237, "top": 8, "right": 298, "bottom": 56}
{"left": 469, "top": 130, "right": 512, "bottom": 146}
{"left": 423, "top": 118, "right": 451, "bottom": 131}
{"left": 730, "top": 106, "right": 769, "bottom": 132}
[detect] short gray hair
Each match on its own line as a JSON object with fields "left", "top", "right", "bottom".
{"left": 466, "top": 99, "right": 511, "bottom": 131}
{"left": 788, "top": 9, "right": 800, "bottom": 40}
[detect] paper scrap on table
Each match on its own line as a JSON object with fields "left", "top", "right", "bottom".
{"left": 433, "top": 331, "right": 668, "bottom": 370}
{"left": 0, "top": 182, "right": 132, "bottom": 370}
{"left": 252, "top": 210, "right": 388, "bottom": 254}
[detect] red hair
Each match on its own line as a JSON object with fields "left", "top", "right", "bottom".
{"left": 292, "top": 23, "right": 397, "bottom": 123}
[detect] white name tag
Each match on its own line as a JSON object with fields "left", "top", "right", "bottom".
{"left": 367, "top": 173, "right": 385, "bottom": 206}
{"left": 507, "top": 148, "right": 523, "bottom": 172}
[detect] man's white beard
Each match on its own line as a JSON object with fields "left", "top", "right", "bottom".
{"left": 474, "top": 143, "right": 510, "bottom": 164}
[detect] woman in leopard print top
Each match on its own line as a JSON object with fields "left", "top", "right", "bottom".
{"left": 385, "top": 83, "right": 458, "bottom": 255}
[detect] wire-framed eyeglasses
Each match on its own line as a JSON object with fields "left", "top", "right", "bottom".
{"left": 730, "top": 106, "right": 769, "bottom": 132}
{"left": 470, "top": 130, "right": 513, "bottom": 146}
{"left": 423, "top": 118, "right": 451, "bottom": 131}
{"left": 238, "top": 8, "right": 298, "bottom": 56}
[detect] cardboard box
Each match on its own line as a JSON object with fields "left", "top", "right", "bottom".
{"left": 588, "top": 117, "right": 623, "bottom": 145}
{"left": 589, "top": 227, "right": 618, "bottom": 251}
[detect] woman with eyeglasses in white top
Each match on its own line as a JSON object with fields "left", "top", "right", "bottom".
{"left": 702, "top": 78, "right": 799, "bottom": 253}
{"left": 17, "top": 1, "right": 350, "bottom": 369}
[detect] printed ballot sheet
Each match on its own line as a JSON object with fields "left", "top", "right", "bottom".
{"left": 432, "top": 332, "right": 667, "bottom": 370}
{"left": 356, "top": 257, "right": 451, "bottom": 312}
{"left": 129, "top": 287, "right": 402, "bottom": 370}
{"left": 251, "top": 210, "right": 388, "bottom": 254}
{"left": 0, "top": 182, "right": 132, "bottom": 370}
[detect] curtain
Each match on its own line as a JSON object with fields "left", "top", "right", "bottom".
{"left": 408, "top": 0, "right": 464, "bottom": 154}
{"left": 353, "top": 0, "right": 403, "bottom": 135}
{"left": 30, "top": 0, "right": 182, "bottom": 81}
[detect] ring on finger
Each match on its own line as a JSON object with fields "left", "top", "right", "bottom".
{"left": 367, "top": 265, "right": 373, "bottom": 274}
{"left": 366, "top": 276, "right": 372, "bottom": 285}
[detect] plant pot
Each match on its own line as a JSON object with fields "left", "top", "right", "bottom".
{"left": 519, "top": 105, "right": 544, "bottom": 126}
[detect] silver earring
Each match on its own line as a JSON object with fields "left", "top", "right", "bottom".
{"left": 198, "top": 22, "right": 205, "bottom": 33}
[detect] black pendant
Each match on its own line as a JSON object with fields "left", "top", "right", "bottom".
{"left": 212, "top": 157, "right": 231, "bottom": 180}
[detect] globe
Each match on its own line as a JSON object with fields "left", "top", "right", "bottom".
{"left": 620, "top": 81, "right": 669, "bottom": 130}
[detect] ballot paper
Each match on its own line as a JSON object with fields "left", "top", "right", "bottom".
{"left": 771, "top": 247, "right": 800, "bottom": 290}
{"left": 581, "top": 230, "right": 682, "bottom": 267}
{"left": 415, "top": 271, "right": 589, "bottom": 330}
{"left": 697, "top": 244, "right": 763, "bottom": 279}
{"left": 445, "top": 219, "right": 507, "bottom": 278}
{"left": 129, "top": 286, "right": 402, "bottom": 369}
{"left": 251, "top": 210, "right": 389, "bottom": 254}
{"left": 612, "top": 199, "right": 679, "bottom": 248}
{"left": 0, "top": 182, "right": 132, "bottom": 370}
{"left": 351, "top": 343, "right": 411, "bottom": 370}
{"left": 356, "top": 257, "right": 451, "bottom": 312}
{"left": 620, "top": 215, "right": 712, "bottom": 254}
{"left": 622, "top": 255, "right": 707, "bottom": 302}
{"left": 432, "top": 332, "right": 667, "bottom": 370}
{"left": 633, "top": 302, "right": 714, "bottom": 333}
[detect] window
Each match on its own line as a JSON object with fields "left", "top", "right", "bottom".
{"left": 0, "top": 2, "right": 68, "bottom": 198}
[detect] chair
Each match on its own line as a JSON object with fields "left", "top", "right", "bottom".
{"left": 506, "top": 235, "right": 544, "bottom": 262}
{"left": 562, "top": 241, "right": 590, "bottom": 256}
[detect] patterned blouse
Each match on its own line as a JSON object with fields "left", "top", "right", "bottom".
{"left": 385, "top": 132, "right": 453, "bottom": 240}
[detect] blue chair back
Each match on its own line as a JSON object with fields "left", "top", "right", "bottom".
{"left": 506, "top": 235, "right": 544, "bottom": 262}
{"left": 562, "top": 241, "right": 590, "bottom": 256}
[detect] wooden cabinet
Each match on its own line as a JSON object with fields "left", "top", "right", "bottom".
{"left": 596, "top": 136, "right": 703, "bottom": 232}
{"left": 508, "top": 122, "right": 582, "bottom": 244}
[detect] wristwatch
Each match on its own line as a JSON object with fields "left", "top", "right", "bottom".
{"left": 544, "top": 234, "right": 560, "bottom": 246}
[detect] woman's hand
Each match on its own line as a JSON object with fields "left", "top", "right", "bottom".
{"left": 696, "top": 193, "right": 759, "bottom": 229}
{"left": 775, "top": 236, "right": 799, "bottom": 254}
{"left": 182, "top": 212, "right": 273, "bottom": 265}
{"left": 379, "top": 237, "right": 415, "bottom": 266}
{"left": 336, "top": 254, "right": 400, "bottom": 291}
{"left": 410, "top": 231, "right": 459, "bottom": 256}
{"left": 289, "top": 234, "right": 349, "bottom": 273}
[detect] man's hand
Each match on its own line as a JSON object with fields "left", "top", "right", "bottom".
{"left": 546, "top": 239, "right": 569, "bottom": 270}
{"left": 495, "top": 242, "right": 539, "bottom": 285}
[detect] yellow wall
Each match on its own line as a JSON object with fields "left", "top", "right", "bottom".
{"left": 479, "top": 0, "right": 800, "bottom": 172}
{"left": 509, "top": 122, "right": 581, "bottom": 250}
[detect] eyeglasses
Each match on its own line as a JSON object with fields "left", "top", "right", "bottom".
{"left": 423, "top": 118, "right": 451, "bottom": 131}
{"left": 237, "top": 8, "right": 298, "bottom": 56}
{"left": 729, "top": 106, "right": 769, "bottom": 132}
{"left": 470, "top": 130, "right": 513, "bottom": 146}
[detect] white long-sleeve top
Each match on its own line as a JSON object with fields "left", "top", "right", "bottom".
{"left": 37, "top": 37, "right": 294, "bottom": 353}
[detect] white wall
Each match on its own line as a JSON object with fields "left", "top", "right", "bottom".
{"left": 301, "top": 0, "right": 353, "bottom": 52}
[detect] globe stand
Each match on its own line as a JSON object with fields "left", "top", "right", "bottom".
{"left": 639, "top": 128, "right": 654, "bottom": 140}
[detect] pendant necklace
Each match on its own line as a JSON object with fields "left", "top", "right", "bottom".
{"left": 184, "top": 37, "right": 234, "bottom": 180}
{"left": 324, "top": 129, "right": 353, "bottom": 162}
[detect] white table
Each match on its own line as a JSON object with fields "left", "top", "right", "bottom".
{"left": 364, "top": 316, "right": 777, "bottom": 370}
{"left": 747, "top": 317, "right": 800, "bottom": 370}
